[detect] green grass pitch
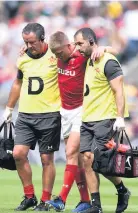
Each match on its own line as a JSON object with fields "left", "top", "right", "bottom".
{"left": 0, "top": 165, "right": 137, "bottom": 213}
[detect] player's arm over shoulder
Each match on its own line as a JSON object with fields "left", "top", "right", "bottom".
{"left": 104, "top": 46, "right": 118, "bottom": 55}
{"left": 91, "top": 46, "right": 118, "bottom": 61}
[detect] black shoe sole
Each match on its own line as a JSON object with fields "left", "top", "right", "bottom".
{"left": 15, "top": 205, "right": 37, "bottom": 211}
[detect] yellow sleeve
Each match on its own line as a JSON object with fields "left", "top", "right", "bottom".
{"left": 16, "top": 56, "right": 23, "bottom": 71}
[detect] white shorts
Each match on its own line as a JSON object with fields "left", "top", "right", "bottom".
{"left": 60, "top": 106, "right": 82, "bottom": 139}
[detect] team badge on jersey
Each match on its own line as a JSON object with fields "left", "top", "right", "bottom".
{"left": 48, "top": 56, "right": 57, "bottom": 64}
{"left": 95, "top": 68, "right": 100, "bottom": 72}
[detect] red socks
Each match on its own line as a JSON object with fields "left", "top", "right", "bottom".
{"left": 24, "top": 185, "right": 51, "bottom": 202}
{"left": 41, "top": 190, "right": 51, "bottom": 202}
{"left": 23, "top": 167, "right": 89, "bottom": 203}
{"left": 59, "top": 164, "right": 78, "bottom": 202}
{"left": 75, "top": 168, "right": 90, "bottom": 202}
{"left": 24, "top": 184, "right": 34, "bottom": 198}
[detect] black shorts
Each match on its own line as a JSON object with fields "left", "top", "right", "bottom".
{"left": 14, "top": 112, "right": 61, "bottom": 154}
{"left": 80, "top": 119, "right": 115, "bottom": 153}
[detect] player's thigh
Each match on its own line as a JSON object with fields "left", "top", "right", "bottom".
{"left": 94, "top": 119, "right": 115, "bottom": 151}
{"left": 80, "top": 122, "right": 94, "bottom": 153}
{"left": 71, "top": 106, "right": 82, "bottom": 134}
{"left": 14, "top": 114, "right": 37, "bottom": 149}
{"left": 65, "top": 131, "right": 80, "bottom": 158}
{"left": 37, "top": 112, "right": 61, "bottom": 154}
{"left": 65, "top": 107, "right": 82, "bottom": 153}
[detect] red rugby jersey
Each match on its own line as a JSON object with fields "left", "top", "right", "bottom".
{"left": 58, "top": 51, "right": 87, "bottom": 110}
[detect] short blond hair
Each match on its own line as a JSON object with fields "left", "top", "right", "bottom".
{"left": 49, "top": 31, "right": 69, "bottom": 50}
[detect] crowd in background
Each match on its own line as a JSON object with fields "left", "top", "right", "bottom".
{"left": 0, "top": 1, "right": 138, "bottom": 153}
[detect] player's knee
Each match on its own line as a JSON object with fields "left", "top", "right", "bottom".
{"left": 13, "top": 149, "right": 27, "bottom": 161}
{"left": 83, "top": 152, "right": 93, "bottom": 168}
{"left": 41, "top": 159, "right": 54, "bottom": 167}
{"left": 41, "top": 153, "right": 54, "bottom": 167}
{"left": 66, "top": 148, "right": 78, "bottom": 161}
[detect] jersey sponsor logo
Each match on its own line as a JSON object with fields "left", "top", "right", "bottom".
{"left": 28, "top": 77, "right": 44, "bottom": 95}
{"left": 84, "top": 84, "right": 90, "bottom": 96}
{"left": 58, "top": 68, "right": 75, "bottom": 76}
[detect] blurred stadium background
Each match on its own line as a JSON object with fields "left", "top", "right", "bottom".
{"left": 0, "top": 1, "right": 138, "bottom": 212}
